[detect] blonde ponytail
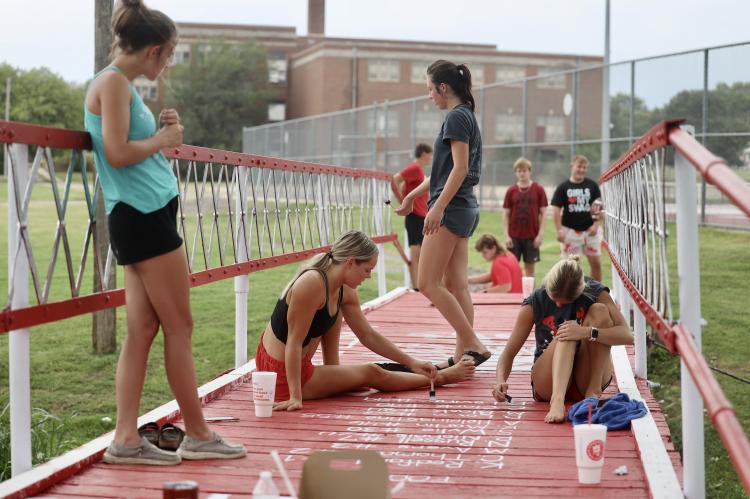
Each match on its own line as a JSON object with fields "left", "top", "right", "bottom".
{"left": 281, "top": 230, "right": 378, "bottom": 296}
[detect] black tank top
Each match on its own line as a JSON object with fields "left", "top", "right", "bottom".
{"left": 270, "top": 268, "right": 343, "bottom": 346}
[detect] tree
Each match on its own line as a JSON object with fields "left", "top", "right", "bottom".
{"left": 163, "top": 39, "right": 275, "bottom": 152}
{"left": 92, "top": 0, "right": 116, "bottom": 354}
{"left": 0, "top": 64, "right": 85, "bottom": 130}
{"left": 660, "top": 82, "right": 750, "bottom": 165}
{"left": 0, "top": 63, "right": 86, "bottom": 175}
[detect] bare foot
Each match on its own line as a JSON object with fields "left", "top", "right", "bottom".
{"left": 436, "top": 357, "right": 475, "bottom": 385}
{"left": 544, "top": 400, "right": 567, "bottom": 424}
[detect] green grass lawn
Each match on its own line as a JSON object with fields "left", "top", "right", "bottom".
{"left": 0, "top": 184, "right": 748, "bottom": 497}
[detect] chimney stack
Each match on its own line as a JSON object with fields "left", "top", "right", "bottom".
{"left": 308, "top": 0, "right": 325, "bottom": 35}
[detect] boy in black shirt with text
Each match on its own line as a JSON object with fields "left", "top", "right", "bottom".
{"left": 551, "top": 155, "right": 603, "bottom": 281}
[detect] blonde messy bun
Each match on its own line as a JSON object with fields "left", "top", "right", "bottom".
{"left": 543, "top": 255, "right": 585, "bottom": 302}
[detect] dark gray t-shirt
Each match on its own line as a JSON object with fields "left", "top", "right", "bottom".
{"left": 522, "top": 277, "right": 609, "bottom": 360}
{"left": 428, "top": 104, "right": 482, "bottom": 209}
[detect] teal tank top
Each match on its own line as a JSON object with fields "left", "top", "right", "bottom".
{"left": 84, "top": 66, "right": 178, "bottom": 214}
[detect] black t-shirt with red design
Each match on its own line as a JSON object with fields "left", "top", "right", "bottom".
{"left": 550, "top": 178, "right": 601, "bottom": 231}
{"left": 521, "top": 277, "right": 609, "bottom": 360}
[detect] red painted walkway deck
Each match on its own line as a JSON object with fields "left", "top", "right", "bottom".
{"left": 11, "top": 290, "right": 682, "bottom": 498}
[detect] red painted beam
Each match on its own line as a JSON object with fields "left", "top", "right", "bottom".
{"left": 599, "top": 119, "right": 685, "bottom": 184}
{"left": 0, "top": 120, "right": 92, "bottom": 150}
{"left": 165, "top": 144, "right": 392, "bottom": 181}
{"left": 0, "top": 235, "right": 398, "bottom": 333}
{"left": 669, "top": 127, "right": 750, "bottom": 221}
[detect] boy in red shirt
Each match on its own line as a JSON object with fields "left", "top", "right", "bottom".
{"left": 391, "top": 143, "right": 432, "bottom": 289}
{"left": 469, "top": 234, "right": 523, "bottom": 293}
{"left": 503, "top": 157, "right": 548, "bottom": 278}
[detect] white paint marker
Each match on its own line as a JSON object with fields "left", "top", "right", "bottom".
{"left": 429, "top": 379, "right": 436, "bottom": 402}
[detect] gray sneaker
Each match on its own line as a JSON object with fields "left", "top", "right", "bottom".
{"left": 103, "top": 436, "right": 181, "bottom": 466}
{"left": 177, "top": 431, "right": 246, "bottom": 460}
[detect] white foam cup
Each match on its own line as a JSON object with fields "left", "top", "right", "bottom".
{"left": 574, "top": 423, "right": 607, "bottom": 484}
{"left": 252, "top": 371, "right": 277, "bottom": 417}
{"left": 522, "top": 276, "right": 535, "bottom": 297}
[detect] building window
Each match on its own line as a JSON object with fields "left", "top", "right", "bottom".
{"left": 268, "top": 102, "right": 286, "bottom": 122}
{"left": 416, "top": 109, "right": 443, "bottom": 139}
{"left": 134, "top": 77, "right": 158, "bottom": 101}
{"left": 411, "top": 61, "right": 431, "bottom": 84}
{"left": 536, "top": 67, "right": 567, "bottom": 89}
{"left": 494, "top": 112, "right": 524, "bottom": 142}
{"left": 268, "top": 53, "right": 287, "bottom": 84}
{"left": 495, "top": 65, "right": 526, "bottom": 86}
{"left": 377, "top": 112, "right": 400, "bottom": 137}
{"left": 170, "top": 43, "right": 191, "bottom": 66}
{"left": 536, "top": 115, "right": 566, "bottom": 142}
{"left": 368, "top": 59, "right": 400, "bottom": 82}
{"left": 470, "top": 64, "right": 484, "bottom": 87}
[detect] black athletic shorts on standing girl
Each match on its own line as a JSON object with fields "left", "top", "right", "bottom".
{"left": 107, "top": 196, "right": 183, "bottom": 265}
{"left": 405, "top": 213, "right": 425, "bottom": 246}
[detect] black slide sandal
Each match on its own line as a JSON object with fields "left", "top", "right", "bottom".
{"left": 461, "top": 350, "right": 492, "bottom": 367}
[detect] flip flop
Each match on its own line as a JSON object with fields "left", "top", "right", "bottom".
{"left": 375, "top": 362, "right": 413, "bottom": 373}
{"left": 461, "top": 350, "right": 492, "bottom": 367}
{"left": 158, "top": 423, "right": 185, "bottom": 452}
{"left": 137, "top": 422, "right": 160, "bottom": 447}
{"left": 434, "top": 356, "right": 456, "bottom": 371}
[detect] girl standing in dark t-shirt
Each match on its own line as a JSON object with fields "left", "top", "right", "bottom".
{"left": 397, "top": 60, "right": 490, "bottom": 370}
{"left": 492, "top": 256, "right": 633, "bottom": 423}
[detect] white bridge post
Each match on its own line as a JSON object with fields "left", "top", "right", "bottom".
{"left": 234, "top": 166, "right": 249, "bottom": 367}
{"left": 8, "top": 143, "right": 32, "bottom": 475}
{"left": 374, "top": 179, "right": 387, "bottom": 297}
{"left": 675, "top": 125, "right": 705, "bottom": 499}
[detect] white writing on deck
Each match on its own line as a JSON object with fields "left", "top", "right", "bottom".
{"left": 294, "top": 397, "right": 528, "bottom": 481}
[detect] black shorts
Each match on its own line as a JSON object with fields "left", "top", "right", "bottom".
{"left": 405, "top": 214, "right": 425, "bottom": 246}
{"left": 108, "top": 196, "right": 183, "bottom": 265}
{"left": 510, "top": 237, "right": 540, "bottom": 263}
{"left": 441, "top": 204, "right": 480, "bottom": 238}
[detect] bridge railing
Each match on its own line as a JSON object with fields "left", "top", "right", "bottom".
{"left": 0, "top": 119, "right": 408, "bottom": 478}
{"left": 599, "top": 119, "right": 750, "bottom": 497}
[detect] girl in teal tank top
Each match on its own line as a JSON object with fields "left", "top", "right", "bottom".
{"left": 90, "top": 0, "right": 245, "bottom": 466}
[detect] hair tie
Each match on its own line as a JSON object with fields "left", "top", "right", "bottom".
{"left": 327, "top": 251, "right": 334, "bottom": 259}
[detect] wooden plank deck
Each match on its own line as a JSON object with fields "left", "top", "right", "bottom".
{"left": 17, "top": 289, "right": 682, "bottom": 498}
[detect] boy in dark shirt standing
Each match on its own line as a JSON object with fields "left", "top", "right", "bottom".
{"left": 503, "top": 157, "right": 548, "bottom": 278}
{"left": 551, "top": 155, "right": 603, "bottom": 281}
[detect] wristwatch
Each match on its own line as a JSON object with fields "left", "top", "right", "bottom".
{"left": 589, "top": 326, "right": 599, "bottom": 342}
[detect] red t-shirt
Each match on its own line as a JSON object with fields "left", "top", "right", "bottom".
{"left": 491, "top": 253, "right": 523, "bottom": 293}
{"left": 399, "top": 161, "right": 428, "bottom": 217}
{"left": 503, "top": 182, "right": 548, "bottom": 240}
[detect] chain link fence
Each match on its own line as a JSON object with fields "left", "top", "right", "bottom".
{"left": 245, "top": 42, "right": 750, "bottom": 229}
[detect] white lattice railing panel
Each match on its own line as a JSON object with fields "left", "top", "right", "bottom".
{"left": 0, "top": 121, "right": 396, "bottom": 333}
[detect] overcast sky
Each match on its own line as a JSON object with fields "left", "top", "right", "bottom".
{"left": 1, "top": 0, "right": 748, "bottom": 89}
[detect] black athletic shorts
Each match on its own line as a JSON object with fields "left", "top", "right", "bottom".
{"left": 108, "top": 196, "right": 183, "bottom": 265}
{"left": 441, "top": 204, "right": 480, "bottom": 238}
{"left": 405, "top": 213, "right": 425, "bottom": 246}
{"left": 510, "top": 237, "right": 540, "bottom": 263}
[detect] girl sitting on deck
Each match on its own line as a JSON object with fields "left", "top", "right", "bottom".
{"left": 257, "top": 230, "right": 475, "bottom": 412}
{"left": 491, "top": 256, "right": 633, "bottom": 423}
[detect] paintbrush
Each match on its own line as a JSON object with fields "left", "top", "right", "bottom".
{"left": 429, "top": 379, "right": 436, "bottom": 402}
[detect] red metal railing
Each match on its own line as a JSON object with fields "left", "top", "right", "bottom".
{"left": 0, "top": 120, "right": 405, "bottom": 334}
{"left": 600, "top": 119, "right": 750, "bottom": 493}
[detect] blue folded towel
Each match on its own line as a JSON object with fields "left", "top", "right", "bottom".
{"left": 568, "top": 392, "right": 647, "bottom": 430}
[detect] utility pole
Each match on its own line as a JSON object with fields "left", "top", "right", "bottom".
{"left": 92, "top": 0, "right": 116, "bottom": 354}
{"left": 600, "top": 0, "right": 611, "bottom": 174}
